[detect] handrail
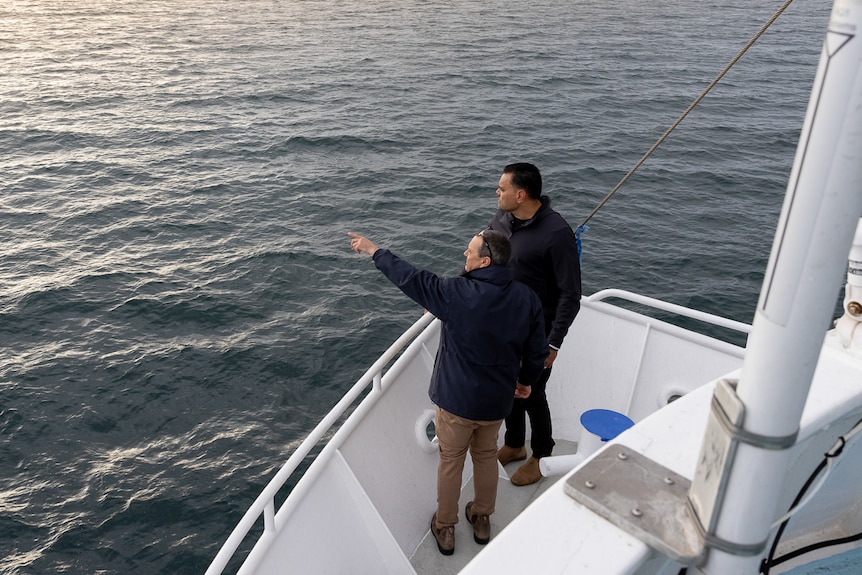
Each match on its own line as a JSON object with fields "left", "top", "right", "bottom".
{"left": 205, "top": 312, "right": 437, "bottom": 575}
{"left": 206, "top": 291, "right": 748, "bottom": 573}
{"left": 585, "top": 289, "right": 752, "bottom": 334}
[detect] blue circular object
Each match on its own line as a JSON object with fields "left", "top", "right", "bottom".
{"left": 580, "top": 409, "right": 635, "bottom": 441}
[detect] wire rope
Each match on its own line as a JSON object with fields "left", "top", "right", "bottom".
{"left": 580, "top": 0, "right": 797, "bottom": 229}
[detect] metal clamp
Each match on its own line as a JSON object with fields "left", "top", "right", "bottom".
{"left": 711, "top": 379, "right": 798, "bottom": 450}
{"left": 688, "top": 378, "right": 797, "bottom": 560}
{"left": 687, "top": 498, "right": 768, "bottom": 557}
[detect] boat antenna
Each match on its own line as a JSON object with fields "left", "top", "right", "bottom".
{"left": 578, "top": 0, "right": 796, "bottom": 231}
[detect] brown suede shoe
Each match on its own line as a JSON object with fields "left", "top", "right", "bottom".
{"left": 465, "top": 501, "right": 490, "bottom": 544}
{"left": 431, "top": 513, "right": 455, "bottom": 555}
{"left": 497, "top": 445, "right": 527, "bottom": 466}
{"left": 511, "top": 456, "right": 542, "bottom": 486}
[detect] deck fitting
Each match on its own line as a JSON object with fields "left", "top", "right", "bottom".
{"left": 564, "top": 443, "right": 705, "bottom": 565}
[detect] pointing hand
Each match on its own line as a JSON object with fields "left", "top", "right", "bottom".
{"left": 348, "top": 232, "right": 379, "bottom": 256}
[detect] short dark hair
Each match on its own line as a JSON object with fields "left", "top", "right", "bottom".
{"left": 503, "top": 162, "right": 542, "bottom": 200}
{"left": 477, "top": 229, "right": 511, "bottom": 266}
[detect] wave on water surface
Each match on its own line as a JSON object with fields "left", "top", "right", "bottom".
{"left": 0, "top": 0, "right": 833, "bottom": 572}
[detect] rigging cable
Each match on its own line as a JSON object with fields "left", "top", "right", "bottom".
{"left": 578, "top": 0, "right": 796, "bottom": 232}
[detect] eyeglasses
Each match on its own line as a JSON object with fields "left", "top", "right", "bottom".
{"left": 477, "top": 230, "right": 494, "bottom": 261}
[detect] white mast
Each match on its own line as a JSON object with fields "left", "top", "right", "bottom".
{"left": 689, "top": 0, "right": 862, "bottom": 572}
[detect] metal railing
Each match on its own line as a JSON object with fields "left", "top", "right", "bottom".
{"left": 206, "top": 290, "right": 749, "bottom": 574}
{"left": 585, "top": 289, "right": 752, "bottom": 335}
{"left": 205, "top": 312, "right": 437, "bottom": 575}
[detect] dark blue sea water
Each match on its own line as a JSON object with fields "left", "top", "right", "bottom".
{"left": 0, "top": 0, "right": 835, "bottom": 573}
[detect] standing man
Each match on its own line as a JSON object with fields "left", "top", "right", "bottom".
{"left": 489, "top": 162, "right": 582, "bottom": 486}
{"left": 349, "top": 229, "right": 547, "bottom": 556}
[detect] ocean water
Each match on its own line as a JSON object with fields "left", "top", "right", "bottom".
{"left": 0, "top": 0, "right": 836, "bottom": 573}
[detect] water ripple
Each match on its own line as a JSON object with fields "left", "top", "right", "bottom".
{"left": 0, "top": 0, "right": 832, "bottom": 572}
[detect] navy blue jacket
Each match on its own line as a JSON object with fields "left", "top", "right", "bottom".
{"left": 489, "top": 196, "right": 581, "bottom": 349}
{"left": 372, "top": 249, "right": 547, "bottom": 421}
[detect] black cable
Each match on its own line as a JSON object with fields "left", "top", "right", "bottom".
{"left": 769, "top": 530, "right": 862, "bottom": 568}
{"left": 759, "top": 458, "right": 827, "bottom": 574}
{"left": 760, "top": 417, "right": 862, "bottom": 574}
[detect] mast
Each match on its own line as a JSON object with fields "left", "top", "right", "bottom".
{"left": 689, "top": 0, "right": 862, "bottom": 571}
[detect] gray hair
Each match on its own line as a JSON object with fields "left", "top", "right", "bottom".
{"left": 476, "top": 229, "right": 511, "bottom": 266}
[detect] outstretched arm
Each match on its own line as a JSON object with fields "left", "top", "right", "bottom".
{"left": 348, "top": 232, "right": 450, "bottom": 321}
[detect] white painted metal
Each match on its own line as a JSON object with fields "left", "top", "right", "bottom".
{"left": 584, "top": 289, "right": 752, "bottom": 335}
{"left": 206, "top": 292, "right": 748, "bottom": 574}
{"left": 547, "top": 297, "right": 745, "bottom": 441}
{"left": 204, "top": 312, "right": 436, "bottom": 575}
{"left": 692, "top": 1, "right": 862, "bottom": 571}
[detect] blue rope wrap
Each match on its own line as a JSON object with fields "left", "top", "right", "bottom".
{"left": 575, "top": 224, "right": 589, "bottom": 265}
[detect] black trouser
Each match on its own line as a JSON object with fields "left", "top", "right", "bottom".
{"left": 504, "top": 367, "right": 554, "bottom": 458}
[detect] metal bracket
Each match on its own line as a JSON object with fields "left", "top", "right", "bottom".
{"left": 711, "top": 380, "right": 798, "bottom": 451}
{"left": 688, "top": 378, "right": 796, "bottom": 556}
{"left": 692, "top": 499, "right": 769, "bottom": 557}
{"left": 564, "top": 443, "right": 705, "bottom": 565}
{"left": 564, "top": 379, "right": 800, "bottom": 565}
{"left": 688, "top": 378, "right": 745, "bottom": 537}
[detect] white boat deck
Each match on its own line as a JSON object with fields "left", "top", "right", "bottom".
{"left": 206, "top": 294, "right": 750, "bottom": 575}
{"left": 410, "top": 439, "right": 578, "bottom": 574}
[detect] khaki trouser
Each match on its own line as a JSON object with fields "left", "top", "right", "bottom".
{"left": 434, "top": 406, "right": 503, "bottom": 527}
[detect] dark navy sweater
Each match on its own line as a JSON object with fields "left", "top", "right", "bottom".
{"left": 372, "top": 249, "right": 547, "bottom": 421}
{"left": 489, "top": 196, "right": 582, "bottom": 349}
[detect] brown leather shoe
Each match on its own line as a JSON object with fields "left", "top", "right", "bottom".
{"left": 511, "top": 456, "right": 542, "bottom": 486}
{"left": 497, "top": 445, "right": 527, "bottom": 466}
{"left": 465, "top": 501, "right": 490, "bottom": 544}
{"left": 431, "top": 513, "right": 454, "bottom": 555}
